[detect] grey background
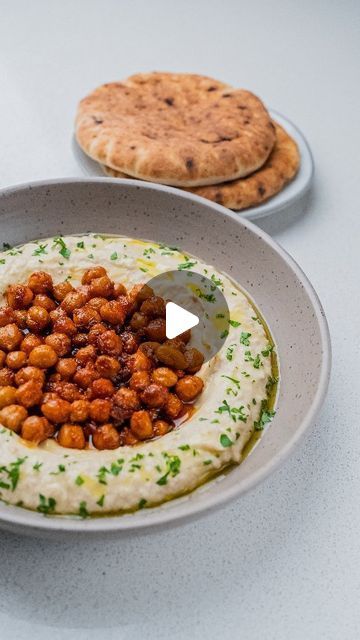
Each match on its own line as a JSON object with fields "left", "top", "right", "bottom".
{"left": 0, "top": 0, "right": 359, "bottom": 638}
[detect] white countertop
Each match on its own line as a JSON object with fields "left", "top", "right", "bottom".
{"left": 0, "top": 1, "right": 359, "bottom": 638}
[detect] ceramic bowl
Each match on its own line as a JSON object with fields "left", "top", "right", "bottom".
{"left": 0, "top": 178, "right": 331, "bottom": 538}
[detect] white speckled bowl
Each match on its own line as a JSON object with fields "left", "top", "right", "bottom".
{"left": 0, "top": 179, "right": 331, "bottom": 539}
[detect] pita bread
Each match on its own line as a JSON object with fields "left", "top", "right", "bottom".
{"left": 76, "top": 72, "right": 275, "bottom": 187}
{"left": 102, "top": 123, "right": 300, "bottom": 211}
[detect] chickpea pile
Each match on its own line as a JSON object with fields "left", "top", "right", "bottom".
{"left": 0, "top": 266, "right": 205, "bottom": 450}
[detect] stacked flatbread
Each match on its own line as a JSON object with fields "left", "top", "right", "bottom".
{"left": 75, "top": 72, "right": 300, "bottom": 211}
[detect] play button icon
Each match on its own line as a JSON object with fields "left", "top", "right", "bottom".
{"left": 165, "top": 301, "right": 199, "bottom": 339}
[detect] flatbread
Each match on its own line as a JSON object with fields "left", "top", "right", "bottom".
{"left": 76, "top": 72, "right": 275, "bottom": 187}
{"left": 102, "top": 123, "right": 300, "bottom": 211}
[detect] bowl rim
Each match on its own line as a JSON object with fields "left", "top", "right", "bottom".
{"left": 0, "top": 177, "right": 331, "bottom": 535}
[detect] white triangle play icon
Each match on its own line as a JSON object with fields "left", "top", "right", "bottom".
{"left": 165, "top": 301, "right": 199, "bottom": 340}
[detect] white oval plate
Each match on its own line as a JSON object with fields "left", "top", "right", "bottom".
{"left": 72, "top": 110, "right": 314, "bottom": 221}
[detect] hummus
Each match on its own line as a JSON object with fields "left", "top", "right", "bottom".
{"left": 0, "top": 234, "right": 277, "bottom": 517}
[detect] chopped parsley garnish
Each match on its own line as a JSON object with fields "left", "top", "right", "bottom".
{"left": 216, "top": 400, "right": 247, "bottom": 423}
{"left": 33, "top": 462, "right": 43, "bottom": 471}
{"left": 229, "top": 319, "right": 241, "bottom": 328}
{"left": 196, "top": 288, "right": 216, "bottom": 303}
{"left": 32, "top": 244, "right": 48, "bottom": 256}
{"left": 220, "top": 433, "right": 233, "bottom": 448}
{"left": 261, "top": 344, "right": 274, "bottom": 357}
{"left": 37, "top": 494, "right": 56, "bottom": 515}
{"left": 96, "top": 495, "right": 105, "bottom": 507}
{"left": 220, "top": 329, "right": 229, "bottom": 339}
{"left": 0, "top": 457, "right": 26, "bottom": 491}
{"left": 75, "top": 475, "right": 85, "bottom": 486}
{"left": 79, "top": 501, "right": 89, "bottom": 518}
{"left": 226, "top": 344, "right": 236, "bottom": 361}
{"left": 253, "top": 354, "right": 262, "bottom": 369}
{"left": 139, "top": 267, "right": 148, "bottom": 273}
{"left": 177, "top": 260, "right": 197, "bottom": 271}
{"left": 240, "top": 332, "right": 252, "bottom": 346}
{"left": 210, "top": 274, "right": 223, "bottom": 288}
{"left": 53, "top": 237, "right": 71, "bottom": 259}
{"left": 254, "top": 408, "right": 276, "bottom": 431}
{"left": 138, "top": 498, "right": 147, "bottom": 509}
{"left": 178, "top": 444, "right": 191, "bottom": 451}
{"left": 156, "top": 454, "right": 181, "bottom": 485}
{"left": 110, "top": 251, "right": 118, "bottom": 261}
{"left": 76, "top": 241, "right": 85, "bottom": 249}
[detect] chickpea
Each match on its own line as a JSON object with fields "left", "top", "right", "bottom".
{"left": 156, "top": 344, "right": 187, "bottom": 369}
{"left": 55, "top": 381, "right": 82, "bottom": 403}
{"left": 45, "top": 332, "right": 72, "bottom": 357}
{"left": 99, "top": 300, "right": 126, "bottom": 325}
{"left": 0, "top": 386, "right": 17, "bottom": 408}
{"left": 130, "top": 283, "right": 153, "bottom": 305}
{"left": 121, "top": 427, "right": 139, "bottom": 446}
{"left": 6, "top": 351, "right": 27, "bottom": 370}
{"left": 151, "top": 367, "right": 178, "bottom": 387}
{"left": 130, "top": 311, "right": 147, "bottom": 331}
{"left": 27, "top": 271, "right": 53, "bottom": 294}
{"left": 93, "top": 423, "right": 121, "bottom": 450}
{"left": 53, "top": 315, "right": 77, "bottom": 337}
{"left": 164, "top": 393, "right": 184, "bottom": 419}
{"left": 130, "top": 349, "right": 152, "bottom": 372}
{"left": 114, "top": 283, "right": 128, "bottom": 297}
{"left": 26, "top": 306, "right": 50, "bottom": 333}
{"left": 91, "top": 378, "right": 115, "bottom": 399}
{"left": 73, "top": 306, "right": 100, "bottom": 329}
{"left": 0, "top": 323, "right": 23, "bottom": 351}
{"left": 6, "top": 284, "right": 34, "bottom": 309}
{"left": 89, "top": 398, "right": 111, "bottom": 423}
{"left": 145, "top": 318, "right": 166, "bottom": 342}
{"left": 129, "top": 371, "right": 151, "bottom": 392}
{"left": 139, "top": 341, "right": 160, "bottom": 360}
{"left": 13, "top": 310, "right": 28, "bottom": 329}
{"left": 21, "top": 416, "right": 54, "bottom": 444}
{"left": 175, "top": 375, "right": 204, "bottom": 402}
{"left": 184, "top": 347, "right": 204, "bottom": 373}
{"left": 140, "top": 296, "right": 166, "bottom": 318}
{"left": 0, "top": 404, "right": 28, "bottom": 432}
{"left": 0, "top": 306, "right": 15, "bottom": 327}
{"left": 53, "top": 281, "right": 74, "bottom": 302}
{"left": 33, "top": 293, "right": 57, "bottom": 312}
{"left": 70, "top": 399, "right": 90, "bottom": 423}
{"left": 121, "top": 332, "right": 138, "bottom": 355}
{"left": 89, "top": 275, "right": 114, "bottom": 298}
{"left": 41, "top": 397, "right": 71, "bottom": 423}
{"left": 0, "top": 350, "right": 6, "bottom": 367}
{"left": 141, "top": 383, "right": 168, "bottom": 408}
{"left": 86, "top": 296, "right": 108, "bottom": 311}
{"left": 114, "top": 387, "right": 139, "bottom": 408}
{"left": 153, "top": 419, "right": 172, "bottom": 437}
{"left": 72, "top": 333, "right": 88, "bottom": 348}
{"left": 61, "top": 290, "right": 88, "bottom": 314}
{"left": 95, "top": 355, "right": 120, "bottom": 379}
{"left": 75, "top": 345, "right": 96, "bottom": 366}
{"left": 81, "top": 266, "right": 107, "bottom": 285}
{"left": 20, "top": 334, "right": 43, "bottom": 355}
{"left": 97, "top": 330, "right": 122, "bottom": 356}
{"left": 57, "top": 424, "right": 86, "bottom": 449}
{"left": 0, "top": 368, "right": 15, "bottom": 386}
{"left": 88, "top": 322, "right": 107, "bottom": 346}
{"left": 56, "top": 358, "right": 77, "bottom": 379}
{"left": 15, "top": 380, "right": 43, "bottom": 408}
{"left": 130, "top": 410, "right": 153, "bottom": 440}
{"left": 29, "top": 345, "right": 58, "bottom": 368}
{"left": 42, "top": 391, "right": 58, "bottom": 403}
{"left": 15, "top": 366, "right": 45, "bottom": 387}
{"left": 73, "top": 365, "right": 98, "bottom": 389}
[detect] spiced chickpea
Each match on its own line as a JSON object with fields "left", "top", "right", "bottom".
{"left": 20, "top": 334, "right": 43, "bottom": 355}
{"left": 121, "top": 331, "right": 138, "bottom": 354}
{"left": 70, "top": 399, "right": 90, "bottom": 423}
{"left": 53, "top": 281, "right": 74, "bottom": 302}
{"left": 89, "top": 398, "right": 111, "bottom": 423}
{"left": 141, "top": 383, "right": 169, "bottom": 408}
{"left": 73, "top": 365, "right": 98, "bottom": 389}
{"left": 0, "top": 350, "right": 6, "bottom": 368}
{"left": 0, "top": 323, "right": 23, "bottom": 352}
{"left": 99, "top": 300, "right": 126, "bottom": 325}
{"left": 72, "top": 333, "right": 88, "bottom": 348}
{"left": 57, "top": 424, "right": 86, "bottom": 449}
{"left": 114, "top": 387, "right": 140, "bottom": 411}
{"left": 88, "top": 322, "right": 107, "bottom": 346}
{"left": 15, "top": 366, "right": 45, "bottom": 387}
{"left": 0, "top": 368, "right": 15, "bottom": 386}
{"left": 56, "top": 358, "right": 77, "bottom": 380}
{"left": 52, "top": 315, "right": 77, "bottom": 337}
{"left": 33, "top": 293, "right": 57, "bottom": 312}
{"left": 0, "top": 404, "right": 28, "bottom": 432}
{"left": 15, "top": 381, "right": 43, "bottom": 408}
{"left": 93, "top": 423, "right": 121, "bottom": 450}
{"left": 151, "top": 367, "right": 178, "bottom": 387}
{"left": 91, "top": 378, "right": 115, "bottom": 399}
{"left": 114, "top": 283, "right": 127, "bottom": 297}
{"left": 41, "top": 397, "right": 71, "bottom": 423}
{"left": 156, "top": 343, "right": 187, "bottom": 370}
{"left": 87, "top": 296, "right": 108, "bottom": 311}
{"left": 45, "top": 333, "right": 71, "bottom": 357}
{"left": 164, "top": 393, "right": 184, "bottom": 419}
{"left": 153, "top": 419, "right": 172, "bottom": 437}
{"left": 27, "top": 271, "right": 53, "bottom": 294}
{"left": 129, "top": 371, "right": 151, "bottom": 392}
{"left": 130, "top": 349, "right": 152, "bottom": 372}
{"left": 61, "top": 290, "right": 88, "bottom": 314}
{"left": 0, "top": 386, "right": 17, "bottom": 408}
{"left": 130, "top": 283, "right": 153, "bottom": 305}
{"left": 26, "top": 306, "right": 50, "bottom": 333}
{"left": 130, "top": 311, "right": 147, "bottom": 331}
{"left": 73, "top": 306, "right": 101, "bottom": 329}
{"left": 130, "top": 410, "right": 153, "bottom": 440}
{"left": 97, "top": 330, "right": 122, "bottom": 356}
{"left": 29, "top": 345, "right": 58, "bottom": 368}
{"left": 0, "top": 306, "right": 15, "bottom": 327}
{"left": 21, "top": 416, "right": 54, "bottom": 444}
{"left": 6, "top": 351, "right": 27, "bottom": 370}
{"left": 54, "top": 381, "right": 82, "bottom": 403}
{"left": 121, "top": 427, "right": 139, "bottom": 446}
{"left": 13, "top": 310, "right": 28, "bottom": 329}
{"left": 81, "top": 266, "right": 107, "bottom": 285}
{"left": 95, "top": 355, "right": 120, "bottom": 379}
{"left": 75, "top": 345, "right": 96, "bottom": 366}
{"left": 6, "top": 284, "right": 33, "bottom": 309}
{"left": 140, "top": 296, "right": 166, "bottom": 318}
{"left": 145, "top": 318, "right": 166, "bottom": 342}
{"left": 175, "top": 375, "right": 204, "bottom": 402}
{"left": 89, "top": 275, "right": 114, "bottom": 298}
